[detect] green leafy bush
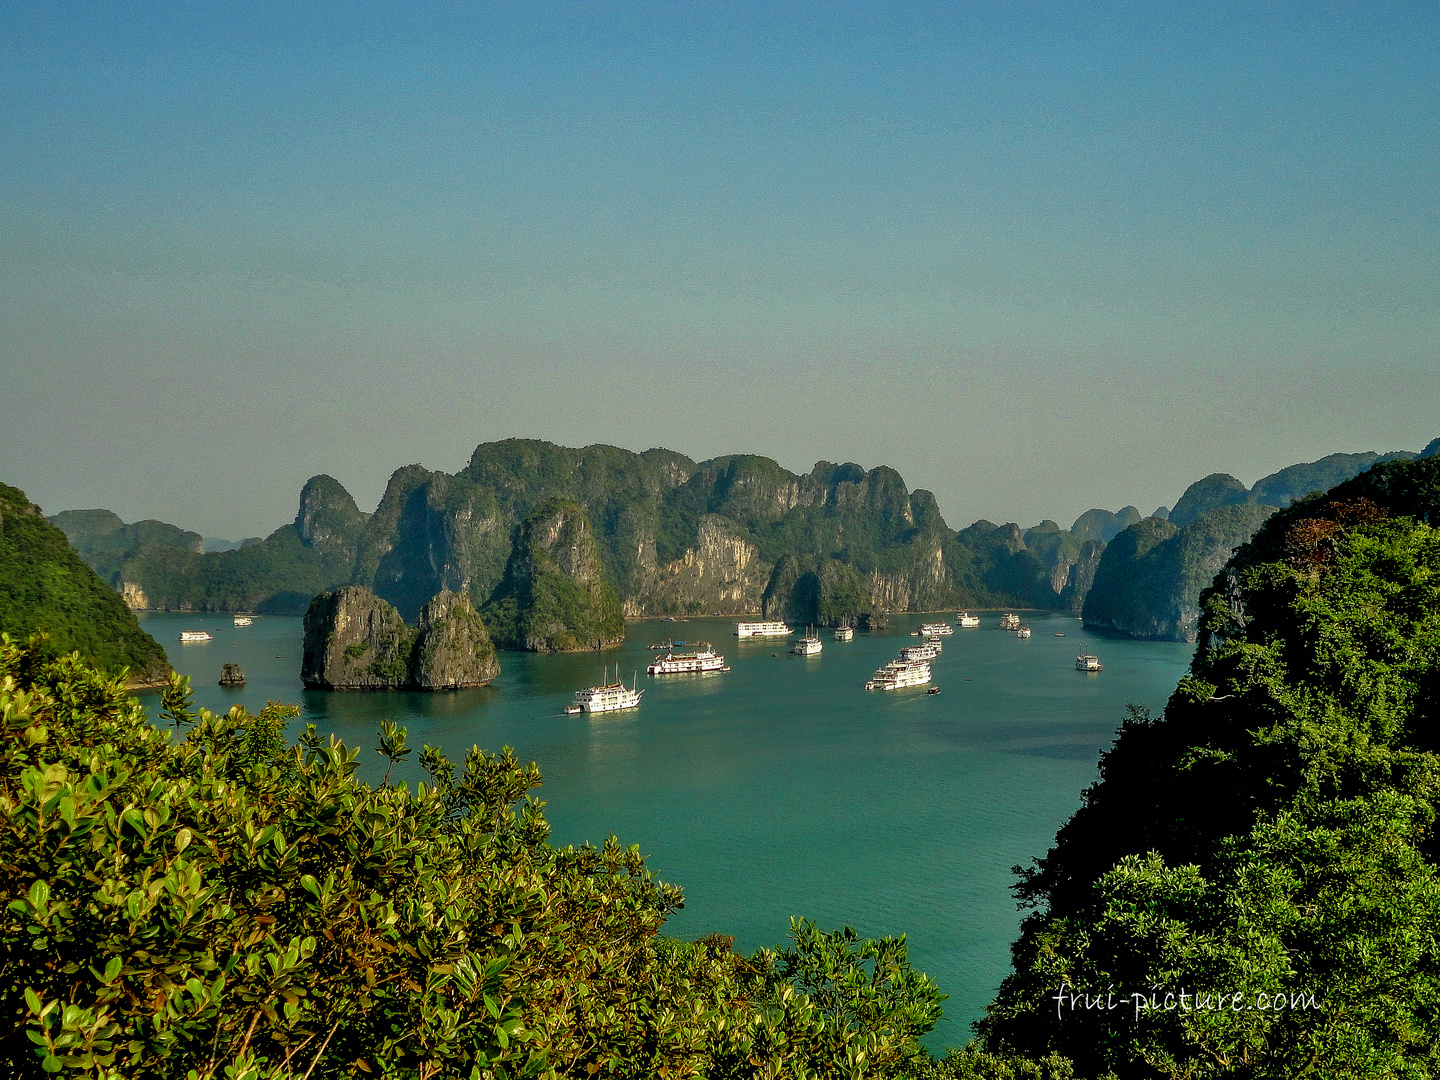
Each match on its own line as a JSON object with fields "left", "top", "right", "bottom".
{"left": 0, "top": 635, "right": 947, "bottom": 1079}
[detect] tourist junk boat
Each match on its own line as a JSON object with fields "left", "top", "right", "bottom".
{"left": 178, "top": 630, "right": 212, "bottom": 642}
{"left": 900, "top": 642, "right": 939, "bottom": 662}
{"left": 834, "top": 624, "right": 855, "bottom": 641}
{"left": 1076, "top": 654, "right": 1103, "bottom": 672}
{"left": 791, "top": 627, "right": 823, "bottom": 655}
{"left": 919, "top": 622, "right": 953, "bottom": 636}
{"left": 865, "top": 658, "right": 932, "bottom": 691}
{"left": 999, "top": 613, "right": 1021, "bottom": 631}
{"left": 1016, "top": 626, "right": 1032, "bottom": 638}
{"left": 956, "top": 612, "right": 981, "bottom": 627}
{"left": 735, "top": 620, "right": 791, "bottom": 638}
{"left": 571, "top": 668, "right": 643, "bottom": 714}
{"left": 647, "top": 643, "right": 730, "bottom": 674}
{"left": 233, "top": 616, "right": 253, "bottom": 627}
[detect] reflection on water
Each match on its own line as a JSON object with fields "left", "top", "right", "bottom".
{"left": 142, "top": 609, "right": 1192, "bottom": 1046}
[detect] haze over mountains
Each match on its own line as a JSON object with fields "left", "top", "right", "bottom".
{"left": 42, "top": 437, "right": 1440, "bottom": 646}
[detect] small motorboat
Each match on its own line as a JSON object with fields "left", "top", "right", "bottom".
{"left": 564, "top": 705, "right": 582, "bottom": 715}
{"left": 1054, "top": 632, "right": 1066, "bottom": 637}
{"left": 927, "top": 686, "right": 941, "bottom": 695}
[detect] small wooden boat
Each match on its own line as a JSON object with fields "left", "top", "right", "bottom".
{"left": 927, "top": 686, "right": 941, "bottom": 695}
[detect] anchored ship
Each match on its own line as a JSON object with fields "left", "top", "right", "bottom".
{"left": 900, "top": 642, "right": 939, "bottom": 662}
{"left": 178, "top": 630, "right": 212, "bottom": 642}
{"left": 999, "top": 613, "right": 1021, "bottom": 631}
{"left": 647, "top": 643, "right": 729, "bottom": 674}
{"left": 833, "top": 625, "right": 855, "bottom": 641}
{"left": 1016, "top": 627, "right": 1032, "bottom": 638}
{"left": 919, "top": 622, "right": 953, "bottom": 636}
{"left": 1076, "top": 654, "right": 1103, "bottom": 672}
{"left": 956, "top": 612, "right": 981, "bottom": 627}
{"left": 865, "top": 659, "right": 932, "bottom": 691}
{"left": 735, "top": 620, "right": 791, "bottom": 638}
{"left": 233, "top": 616, "right": 253, "bottom": 627}
{"left": 791, "top": 627, "right": 823, "bottom": 655}
{"left": 572, "top": 668, "right": 644, "bottom": 713}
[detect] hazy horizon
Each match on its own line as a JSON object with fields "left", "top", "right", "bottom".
{"left": 3, "top": 2, "right": 1436, "bottom": 537}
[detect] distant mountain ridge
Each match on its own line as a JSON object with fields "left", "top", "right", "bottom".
{"left": 43, "top": 437, "right": 1440, "bottom": 647}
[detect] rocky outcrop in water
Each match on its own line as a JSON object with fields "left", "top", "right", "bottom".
{"left": 409, "top": 589, "right": 500, "bottom": 689}
{"left": 302, "top": 586, "right": 415, "bottom": 689}
{"left": 481, "top": 500, "right": 625, "bottom": 652}
{"left": 218, "top": 663, "right": 245, "bottom": 686}
{"left": 302, "top": 585, "right": 499, "bottom": 689}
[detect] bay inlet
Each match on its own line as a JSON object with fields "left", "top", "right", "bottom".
{"left": 143, "top": 610, "right": 1191, "bottom": 1047}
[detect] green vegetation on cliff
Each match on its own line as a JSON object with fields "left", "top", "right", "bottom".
{"left": 0, "top": 484, "right": 169, "bottom": 687}
{"left": 978, "top": 455, "right": 1440, "bottom": 1077}
{"left": 1082, "top": 503, "right": 1276, "bottom": 641}
{"left": 0, "top": 637, "right": 953, "bottom": 1079}
{"left": 481, "top": 499, "right": 627, "bottom": 651}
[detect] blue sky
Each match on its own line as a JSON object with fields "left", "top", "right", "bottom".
{"left": 2, "top": 2, "right": 1436, "bottom": 536}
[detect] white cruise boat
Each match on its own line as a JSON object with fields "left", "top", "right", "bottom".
{"left": 919, "top": 635, "right": 943, "bottom": 652}
{"left": 919, "top": 622, "right": 953, "bottom": 636}
{"left": 178, "top": 630, "right": 213, "bottom": 642}
{"left": 999, "top": 613, "right": 1021, "bottom": 631}
{"left": 865, "top": 659, "right": 932, "bottom": 691}
{"left": 233, "top": 616, "right": 253, "bottom": 627}
{"left": 791, "top": 627, "right": 823, "bottom": 655}
{"left": 833, "top": 625, "right": 855, "bottom": 641}
{"left": 574, "top": 669, "right": 644, "bottom": 713}
{"left": 1076, "top": 654, "right": 1103, "bottom": 672}
{"left": 735, "top": 620, "right": 791, "bottom": 638}
{"left": 956, "top": 612, "right": 981, "bottom": 627}
{"left": 1016, "top": 627, "right": 1032, "bottom": 639}
{"left": 647, "top": 644, "right": 729, "bottom": 674}
{"left": 900, "top": 643, "right": 939, "bottom": 662}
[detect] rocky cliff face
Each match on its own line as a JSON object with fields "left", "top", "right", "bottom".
{"left": 408, "top": 589, "right": 500, "bottom": 689}
{"left": 302, "top": 586, "right": 416, "bottom": 689}
{"left": 302, "top": 585, "right": 500, "bottom": 689}
{"left": 1058, "top": 540, "right": 1104, "bottom": 614}
{"left": 295, "top": 474, "right": 368, "bottom": 562}
{"left": 624, "top": 514, "right": 767, "bottom": 616}
{"left": 481, "top": 500, "right": 626, "bottom": 652}
{"left": 358, "top": 467, "right": 509, "bottom": 620}
{"left": 1082, "top": 505, "right": 1275, "bottom": 641}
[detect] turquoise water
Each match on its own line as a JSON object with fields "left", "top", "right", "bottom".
{"left": 140, "top": 611, "right": 1191, "bottom": 1047}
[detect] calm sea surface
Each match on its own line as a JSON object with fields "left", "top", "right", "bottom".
{"left": 140, "top": 610, "right": 1190, "bottom": 1047}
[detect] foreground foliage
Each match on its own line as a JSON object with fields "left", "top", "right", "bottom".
{"left": 981, "top": 456, "right": 1440, "bottom": 1077}
{"left": 0, "top": 636, "right": 955, "bottom": 1079}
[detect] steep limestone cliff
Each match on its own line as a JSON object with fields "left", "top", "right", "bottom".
{"left": 295, "top": 474, "right": 368, "bottom": 563}
{"left": 481, "top": 500, "right": 625, "bottom": 652}
{"left": 624, "top": 514, "right": 767, "bottom": 616}
{"left": 408, "top": 589, "right": 500, "bottom": 689}
{"left": 302, "top": 585, "right": 500, "bottom": 689}
{"left": 301, "top": 586, "right": 415, "bottom": 689}
{"left": 357, "top": 467, "right": 509, "bottom": 621}
{"left": 1082, "top": 505, "right": 1275, "bottom": 641}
